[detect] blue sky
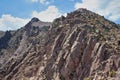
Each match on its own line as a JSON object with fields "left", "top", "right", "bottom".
{"left": 0, "top": 0, "right": 120, "bottom": 31}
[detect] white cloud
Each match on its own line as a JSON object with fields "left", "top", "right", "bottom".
{"left": 32, "top": 6, "right": 62, "bottom": 22}
{"left": 0, "top": 14, "right": 30, "bottom": 31}
{"left": 30, "top": 0, "right": 54, "bottom": 5}
{"left": 40, "top": 0, "right": 49, "bottom": 5}
{"left": 0, "top": 6, "right": 62, "bottom": 31}
{"left": 75, "top": 0, "right": 120, "bottom": 21}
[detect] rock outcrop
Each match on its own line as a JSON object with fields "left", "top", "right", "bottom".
{"left": 0, "top": 8, "right": 120, "bottom": 80}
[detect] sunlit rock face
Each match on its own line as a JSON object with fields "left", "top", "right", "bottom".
{"left": 0, "top": 8, "right": 120, "bottom": 80}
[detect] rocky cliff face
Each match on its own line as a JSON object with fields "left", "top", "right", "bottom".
{"left": 0, "top": 8, "right": 120, "bottom": 80}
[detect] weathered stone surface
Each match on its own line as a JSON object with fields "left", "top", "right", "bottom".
{"left": 0, "top": 8, "right": 120, "bottom": 80}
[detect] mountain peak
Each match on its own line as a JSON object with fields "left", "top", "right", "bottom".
{"left": 30, "top": 17, "right": 40, "bottom": 23}
{"left": 0, "top": 9, "right": 120, "bottom": 80}
{"left": 75, "top": 8, "right": 87, "bottom": 12}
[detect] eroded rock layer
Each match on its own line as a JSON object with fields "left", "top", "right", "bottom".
{"left": 0, "top": 8, "right": 120, "bottom": 80}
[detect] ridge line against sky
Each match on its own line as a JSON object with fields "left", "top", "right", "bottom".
{"left": 0, "top": 0, "right": 120, "bottom": 31}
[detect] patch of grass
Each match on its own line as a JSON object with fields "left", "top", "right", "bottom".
{"left": 84, "top": 77, "right": 91, "bottom": 80}
{"left": 109, "top": 70, "right": 116, "bottom": 77}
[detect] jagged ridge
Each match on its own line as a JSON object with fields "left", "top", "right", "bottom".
{"left": 0, "top": 8, "right": 120, "bottom": 80}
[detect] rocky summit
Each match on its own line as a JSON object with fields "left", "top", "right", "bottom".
{"left": 0, "top": 8, "right": 120, "bottom": 80}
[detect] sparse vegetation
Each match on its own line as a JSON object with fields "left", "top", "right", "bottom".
{"left": 84, "top": 77, "right": 91, "bottom": 80}
{"left": 109, "top": 70, "right": 116, "bottom": 77}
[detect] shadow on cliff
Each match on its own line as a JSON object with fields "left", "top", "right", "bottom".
{"left": 0, "top": 31, "right": 12, "bottom": 50}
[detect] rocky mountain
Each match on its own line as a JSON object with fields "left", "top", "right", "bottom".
{"left": 0, "top": 8, "right": 120, "bottom": 80}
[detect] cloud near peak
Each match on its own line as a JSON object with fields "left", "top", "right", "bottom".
{"left": 75, "top": 0, "right": 120, "bottom": 21}
{"left": 32, "top": 5, "right": 62, "bottom": 22}
{"left": 0, "top": 5, "right": 62, "bottom": 31}
{"left": 0, "top": 14, "right": 30, "bottom": 31}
